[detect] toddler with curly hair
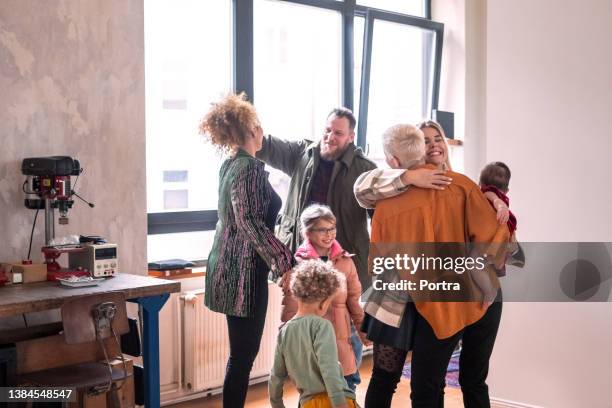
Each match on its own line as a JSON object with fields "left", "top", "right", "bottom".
{"left": 269, "top": 260, "right": 357, "bottom": 408}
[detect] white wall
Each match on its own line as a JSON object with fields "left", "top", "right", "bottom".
{"left": 433, "top": 0, "right": 467, "bottom": 174}
{"left": 485, "top": 0, "right": 612, "bottom": 407}
{"left": 433, "top": 0, "right": 487, "bottom": 179}
{"left": 463, "top": 0, "right": 487, "bottom": 180}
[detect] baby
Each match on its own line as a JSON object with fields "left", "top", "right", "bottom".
{"left": 480, "top": 161, "right": 524, "bottom": 270}
{"left": 479, "top": 161, "right": 517, "bottom": 234}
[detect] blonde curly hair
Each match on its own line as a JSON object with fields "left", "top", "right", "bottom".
{"left": 290, "top": 260, "right": 344, "bottom": 303}
{"left": 198, "top": 93, "right": 259, "bottom": 153}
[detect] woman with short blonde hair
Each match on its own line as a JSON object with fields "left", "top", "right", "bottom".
{"left": 354, "top": 120, "right": 453, "bottom": 210}
{"left": 382, "top": 124, "right": 426, "bottom": 169}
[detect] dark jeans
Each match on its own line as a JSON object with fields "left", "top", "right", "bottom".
{"left": 223, "top": 285, "right": 268, "bottom": 408}
{"left": 411, "top": 299, "right": 503, "bottom": 408}
{"left": 345, "top": 322, "right": 363, "bottom": 391}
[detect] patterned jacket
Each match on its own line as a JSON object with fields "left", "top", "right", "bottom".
{"left": 205, "top": 150, "right": 294, "bottom": 317}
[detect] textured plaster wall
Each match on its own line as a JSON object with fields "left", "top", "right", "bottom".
{"left": 0, "top": 1, "right": 146, "bottom": 278}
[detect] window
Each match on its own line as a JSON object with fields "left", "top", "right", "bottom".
{"left": 254, "top": 1, "right": 342, "bottom": 140}
{"left": 163, "top": 190, "right": 188, "bottom": 210}
{"left": 145, "top": 0, "right": 232, "bottom": 261}
{"left": 254, "top": 0, "right": 342, "bottom": 202}
{"left": 147, "top": 231, "right": 216, "bottom": 262}
{"left": 357, "top": 0, "right": 426, "bottom": 17}
{"left": 353, "top": 16, "right": 365, "bottom": 134}
{"left": 145, "top": 0, "right": 443, "bottom": 262}
{"left": 361, "top": 19, "right": 437, "bottom": 166}
{"left": 145, "top": 0, "right": 232, "bottom": 215}
{"left": 163, "top": 170, "right": 188, "bottom": 183}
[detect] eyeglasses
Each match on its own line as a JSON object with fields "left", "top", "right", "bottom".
{"left": 310, "top": 226, "right": 337, "bottom": 235}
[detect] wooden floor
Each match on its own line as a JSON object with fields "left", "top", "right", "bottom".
{"left": 169, "top": 355, "right": 463, "bottom": 407}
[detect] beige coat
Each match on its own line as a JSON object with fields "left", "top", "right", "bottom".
{"left": 281, "top": 240, "right": 365, "bottom": 376}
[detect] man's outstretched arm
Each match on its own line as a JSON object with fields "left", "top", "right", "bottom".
{"left": 256, "top": 134, "right": 308, "bottom": 176}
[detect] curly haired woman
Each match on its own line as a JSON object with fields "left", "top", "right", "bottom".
{"left": 199, "top": 93, "right": 295, "bottom": 408}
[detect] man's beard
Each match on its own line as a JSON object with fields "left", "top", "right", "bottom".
{"left": 320, "top": 143, "right": 349, "bottom": 161}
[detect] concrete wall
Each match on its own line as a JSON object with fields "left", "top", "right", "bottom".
{"left": 0, "top": 1, "right": 146, "bottom": 280}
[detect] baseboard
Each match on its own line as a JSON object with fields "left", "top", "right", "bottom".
{"left": 160, "top": 374, "right": 269, "bottom": 406}
{"left": 491, "top": 397, "right": 545, "bottom": 408}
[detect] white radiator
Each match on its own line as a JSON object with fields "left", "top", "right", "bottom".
{"left": 182, "top": 283, "right": 283, "bottom": 393}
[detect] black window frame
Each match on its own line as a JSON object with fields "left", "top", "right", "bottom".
{"left": 147, "top": 0, "right": 442, "bottom": 236}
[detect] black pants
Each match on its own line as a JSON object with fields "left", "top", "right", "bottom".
{"left": 365, "top": 299, "right": 502, "bottom": 408}
{"left": 223, "top": 284, "right": 268, "bottom": 408}
{"left": 411, "top": 300, "right": 503, "bottom": 408}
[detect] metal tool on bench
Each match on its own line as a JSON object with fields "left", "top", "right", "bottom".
{"left": 21, "top": 156, "right": 96, "bottom": 281}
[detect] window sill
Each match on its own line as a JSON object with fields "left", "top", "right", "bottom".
{"left": 148, "top": 266, "right": 206, "bottom": 280}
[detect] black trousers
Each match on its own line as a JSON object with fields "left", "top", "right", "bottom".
{"left": 222, "top": 283, "right": 268, "bottom": 408}
{"left": 365, "top": 298, "right": 502, "bottom": 408}
{"left": 411, "top": 299, "right": 503, "bottom": 408}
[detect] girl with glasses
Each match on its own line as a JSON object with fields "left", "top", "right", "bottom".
{"left": 280, "top": 204, "right": 370, "bottom": 394}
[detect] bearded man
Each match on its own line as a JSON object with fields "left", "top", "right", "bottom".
{"left": 257, "top": 107, "right": 376, "bottom": 287}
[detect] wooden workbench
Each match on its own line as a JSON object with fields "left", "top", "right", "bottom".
{"left": 0, "top": 273, "right": 179, "bottom": 317}
{"left": 0, "top": 273, "right": 180, "bottom": 408}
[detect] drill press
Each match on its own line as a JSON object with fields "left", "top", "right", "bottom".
{"left": 21, "top": 156, "right": 94, "bottom": 280}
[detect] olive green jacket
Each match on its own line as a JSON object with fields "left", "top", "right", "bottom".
{"left": 257, "top": 135, "right": 376, "bottom": 287}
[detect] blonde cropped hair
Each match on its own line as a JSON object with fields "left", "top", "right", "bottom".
{"left": 300, "top": 204, "right": 336, "bottom": 239}
{"left": 290, "top": 260, "right": 344, "bottom": 303}
{"left": 198, "top": 93, "right": 259, "bottom": 153}
{"left": 382, "top": 124, "right": 426, "bottom": 169}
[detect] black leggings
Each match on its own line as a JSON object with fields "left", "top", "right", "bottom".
{"left": 222, "top": 286, "right": 268, "bottom": 408}
{"left": 365, "top": 300, "right": 502, "bottom": 408}
{"left": 364, "top": 343, "right": 408, "bottom": 408}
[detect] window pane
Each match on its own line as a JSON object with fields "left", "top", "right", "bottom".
{"left": 254, "top": 0, "right": 342, "bottom": 204}
{"left": 145, "top": 0, "right": 232, "bottom": 213}
{"left": 357, "top": 0, "right": 425, "bottom": 17}
{"left": 163, "top": 170, "right": 188, "bottom": 183}
{"left": 354, "top": 16, "right": 365, "bottom": 130}
{"left": 163, "top": 190, "right": 188, "bottom": 210}
{"left": 147, "top": 230, "right": 216, "bottom": 262}
{"left": 365, "top": 20, "right": 435, "bottom": 166}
